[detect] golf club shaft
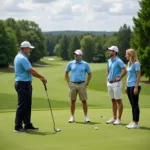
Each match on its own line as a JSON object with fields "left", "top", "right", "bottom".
{"left": 44, "top": 84, "right": 56, "bottom": 131}
{"left": 44, "top": 84, "right": 47, "bottom": 91}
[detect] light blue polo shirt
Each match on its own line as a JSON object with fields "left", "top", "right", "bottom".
{"left": 14, "top": 52, "right": 32, "bottom": 81}
{"left": 66, "top": 60, "right": 91, "bottom": 82}
{"left": 107, "top": 56, "right": 125, "bottom": 81}
{"left": 127, "top": 62, "right": 140, "bottom": 87}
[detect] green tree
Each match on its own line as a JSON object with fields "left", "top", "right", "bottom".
{"left": 0, "top": 20, "right": 17, "bottom": 67}
{"left": 6, "top": 27, "right": 18, "bottom": 62}
{"left": 18, "top": 20, "right": 46, "bottom": 63}
{"left": 81, "top": 35, "right": 94, "bottom": 62}
{"left": 54, "top": 44, "right": 60, "bottom": 56}
{"left": 131, "top": 0, "right": 150, "bottom": 81}
{"left": 93, "top": 40, "right": 106, "bottom": 62}
{"left": 117, "top": 24, "right": 132, "bottom": 62}
{"left": 59, "top": 35, "right": 69, "bottom": 60}
{"left": 68, "top": 36, "right": 80, "bottom": 60}
{"left": 5, "top": 18, "right": 22, "bottom": 44}
{"left": 104, "top": 36, "right": 118, "bottom": 60}
{"left": 45, "top": 35, "right": 57, "bottom": 56}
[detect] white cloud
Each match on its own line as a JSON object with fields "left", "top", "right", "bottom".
{"left": 32, "top": 0, "right": 56, "bottom": 3}
{"left": 72, "top": 4, "right": 84, "bottom": 15}
{"left": 0, "top": 0, "right": 15, "bottom": 10}
{"left": 0, "top": 0, "right": 140, "bottom": 31}
{"left": 109, "top": 0, "right": 139, "bottom": 15}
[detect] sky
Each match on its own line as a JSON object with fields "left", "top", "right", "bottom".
{"left": 0, "top": 0, "right": 140, "bottom": 31}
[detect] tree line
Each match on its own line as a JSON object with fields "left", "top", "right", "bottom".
{"left": 0, "top": 0, "right": 149, "bottom": 81}
{"left": 45, "top": 24, "right": 132, "bottom": 63}
{"left": 43, "top": 31, "right": 115, "bottom": 36}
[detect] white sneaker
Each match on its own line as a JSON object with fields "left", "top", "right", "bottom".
{"left": 126, "top": 122, "right": 134, "bottom": 128}
{"left": 127, "top": 122, "right": 139, "bottom": 129}
{"left": 113, "top": 118, "right": 121, "bottom": 125}
{"left": 106, "top": 118, "right": 116, "bottom": 124}
{"left": 84, "top": 116, "right": 90, "bottom": 123}
{"left": 68, "top": 116, "right": 75, "bottom": 123}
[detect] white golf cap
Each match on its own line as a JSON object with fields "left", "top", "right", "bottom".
{"left": 73, "top": 49, "right": 83, "bottom": 55}
{"left": 108, "top": 46, "right": 119, "bottom": 53}
{"left": 20, "top": 41, "right": 35, "bottom": 49}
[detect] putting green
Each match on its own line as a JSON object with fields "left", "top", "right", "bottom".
{"left": 0, "top": 109, "right": 150, "bottom": 150}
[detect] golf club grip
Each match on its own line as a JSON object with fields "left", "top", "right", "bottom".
{"left": 44, "top": 84, "right": 47, "bottom": 91}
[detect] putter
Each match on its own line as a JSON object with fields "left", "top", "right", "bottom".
{"left": 44, "top": 84, "right": 61, "bottom": 132}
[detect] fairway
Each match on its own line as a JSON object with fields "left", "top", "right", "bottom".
{"left": 0, "top": 57, "right": 150, "bottom": 150}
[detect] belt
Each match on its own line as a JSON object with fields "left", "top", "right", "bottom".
{"left": 109, "top": 80, "right": 120, "bottom": 84}
{"left": 71, "top": 81, "right": 85, "bottom": 84}
{"left": 16, "top": 81, "right": 32, "bottom": 84}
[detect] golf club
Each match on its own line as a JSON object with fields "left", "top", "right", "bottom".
{"left": 44, "top": 84, "right": 61, "bottom": 132}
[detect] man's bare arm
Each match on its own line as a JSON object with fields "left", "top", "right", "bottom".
{"left": 86, "top": 72, "right": 92, "bottom": 86}
{"left": 65, "top": 71, "right": 70, "bottom": 86}
{"left": 28, "top": 68, "right": 47, "bottom": 84}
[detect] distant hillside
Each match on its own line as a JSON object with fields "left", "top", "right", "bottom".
{"left": 43, "top": 30, "right": 116, "bottom": 36}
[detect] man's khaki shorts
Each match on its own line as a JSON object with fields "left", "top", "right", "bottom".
{"left": 69, "top": 82, "right": 87, "bottom": 101}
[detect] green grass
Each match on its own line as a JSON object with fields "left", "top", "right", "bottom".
{"left": 0, "top": 109, "right": 150, "bottom": 150}
{"left": 0, "top": 57, "right": 150, "bottom": 150}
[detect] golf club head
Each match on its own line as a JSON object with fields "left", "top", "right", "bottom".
{"left": 55, "top": 128, "right": 61, "bottom": 132}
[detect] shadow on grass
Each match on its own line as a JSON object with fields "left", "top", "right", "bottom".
{"left": 75, "top": 121, "right": 101, "bottom": 125}
{"left": 27, "top": 130, "right": 56, "bottom": 136}
{"left": 119, "top": 123, "right": 128, "bottom": 126}
{"left": 139, "top": 126, "right": 150, "bottom": 131}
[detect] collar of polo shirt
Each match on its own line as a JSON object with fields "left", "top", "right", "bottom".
{"left": 111, "top": 55, "right": 118, "bottom": 61}
{"left": 75, "top": 60, "right": 83, "bottom": 63}
{"left": 19, "top": 52, "right": 28, "bottom": 57}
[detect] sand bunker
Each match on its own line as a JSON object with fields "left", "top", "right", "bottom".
{"left": 48, "top": 58, "right": 55, "bottom": 61}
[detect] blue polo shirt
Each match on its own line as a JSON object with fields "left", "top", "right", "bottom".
{"left": 66, "top": 60, "right": 91, "bottom": 82}
{"left": 14, "top": 52, "right": 32, "bottom": 81}
{"left": 107, "top": 56, "right": 125, "bottom": 81}
{"left": 127, "top": 62, "right": 140, "bottom": 87}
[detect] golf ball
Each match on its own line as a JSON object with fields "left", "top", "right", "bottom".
{"left": 95, "top": 127, "right": 98, "bottom": 130}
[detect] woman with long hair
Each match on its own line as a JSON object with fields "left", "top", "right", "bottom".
{"left": 125, "top": 49, "right": 141, "bottom": 129}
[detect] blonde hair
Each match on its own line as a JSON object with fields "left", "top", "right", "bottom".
{"left": 126, "top": 49, "right": 140, "bottom": 65}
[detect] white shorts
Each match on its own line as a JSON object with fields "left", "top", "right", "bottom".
{"left": 107, "top": 81, "right": 122, "bottom": 100}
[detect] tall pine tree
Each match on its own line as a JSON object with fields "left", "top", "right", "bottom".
{"left": 93, "top": 40, "right": 106, "bottom": 63}
{"left": 117, "top": 24, "right": 132, "bottom": 63}
{"left": 59, "top": 35, "right": 69, "bottom": 60}
{"left": 131, "top": 0, "right": 150, "bottom": 81}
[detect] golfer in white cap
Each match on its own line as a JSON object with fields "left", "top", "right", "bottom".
{"left": 65, "top": 49, "right": 92, "bottom": 123}
{"left": 14, "top": 41, "right": 47, "bottom": 132}
{"left": 106, "top": 46, "right": 127, "bottom": 125}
